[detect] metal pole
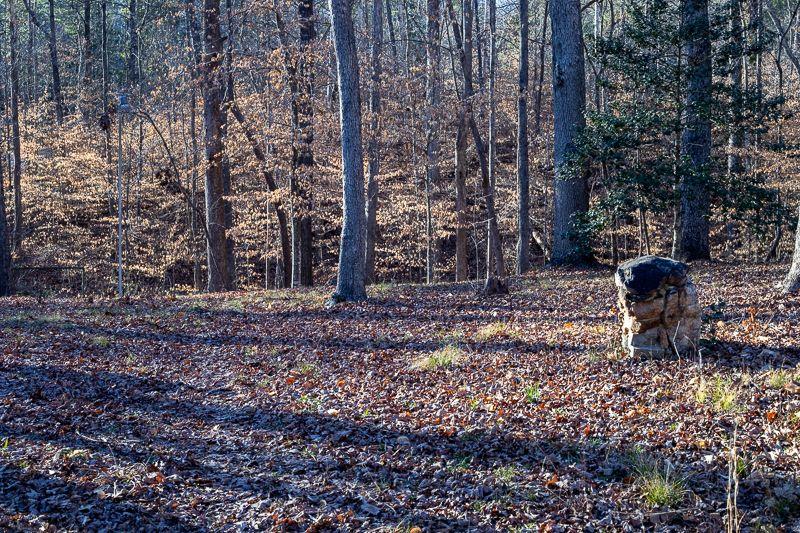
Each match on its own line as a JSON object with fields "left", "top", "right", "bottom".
{"left": 117, "top": 112, "right": 124, "bottom": 297}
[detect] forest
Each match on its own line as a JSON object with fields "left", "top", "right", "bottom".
{"left": 0, "top": 0, "right": 800, "bottom": 530}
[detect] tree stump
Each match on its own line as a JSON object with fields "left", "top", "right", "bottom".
{"left": 615, "top": 255, "right": 701, "bottom": 357}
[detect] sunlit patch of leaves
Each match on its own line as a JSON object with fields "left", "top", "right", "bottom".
{"left": 475, "top": 321, "right": 519, "bottom": 341}
{"left": 412, "top": 344, "right": 463, "bottom": 370}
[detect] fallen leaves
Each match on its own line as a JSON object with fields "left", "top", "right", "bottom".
{"left": 0, "top": 263, "right": 798, "bottom": 530}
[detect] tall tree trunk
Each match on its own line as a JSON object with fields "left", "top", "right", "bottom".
{"left": 533, "top": 0, "right": 548, "bottom": 135}
{"left": 365, "top": 0, "right": 383, "bottom": 284}
{"left": 275, "top": 0, "right": 316, "bottom": 287}
{"left": 516, "top": 0, "right": 530, "bottom": 274}
{"left": 296, "top": 0, "right": 315, "bottom": 287}
{"left": 549, "top": 0, "right": 589, "bottom": 263}
{"left": 47, "top": 0, "right": 63, "bottom": 124}
{"left": 186, "top": 0, "right": 203, "bottom": 289}
{"left": 0, "top": 168, "right": 9, "bottom": 295}
{"left": 486, "top": 0, "right": 497, "bottom": 276}
{"left": 454, "top": 0, "right": 472, "bottom": 281}
{"left": 424, "top": 0, "right": 441, "bottom": 283}
{"left": 22, "top": 0, "right": 64, "bottom": 124}
{"left": 726, "top": 0, "right": 744, "bottom": 255}
{"left": 202, "top": 0, "right": 232, "bottom": 291}
{"left": 447, "top": 0, "right": 505, "bottom": 291}
{"left": 330, "top": 0, "right": 367, "bottom": 302}
{"left": 386, "top": 0, "right": 399, "bottom": 71}
{"left": 784, "top": 207, "right": 800, "bottom": 293}
{"left": 9, "top": 0, "right": 23, "bottom": 253}
{"left": 129, "top": 0, "right": 138, "bottom": 87}
{"left": 82, "top": 0, "right": 92, "bottom": 118}
{"left": 101, "top": 0, "right": 108, "bottom": 108}
{"left": 673, "top": 0, "right": 712, "bottom": 261}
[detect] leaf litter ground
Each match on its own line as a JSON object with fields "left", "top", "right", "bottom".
{"left": 1, "top": 263, "right": 799, "bottom": 531}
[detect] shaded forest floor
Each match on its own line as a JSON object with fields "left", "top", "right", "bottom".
{"left": 1, "top": 263, "right": 799, "bottom": 531}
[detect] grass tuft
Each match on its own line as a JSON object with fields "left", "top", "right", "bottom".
{"left": 697, "top": 376, "right": 740, "bottom": 413}
{"left": 412, "top": 344, "right": 463, "bottom": 370}
{"left": 475, "top": 321, "right": 518, "bottom": 341}
{"left": 629, "top": 450, "right": 686, "bottom": 508}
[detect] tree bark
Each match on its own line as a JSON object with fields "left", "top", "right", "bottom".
{"left": 9, "top": 0, "right": 23, "bottom": 253}
{"left": 783, "top": 206, "right": 800, "bottom": 294}
{"left": 454, "top": 0, "right": 472, "bottom": 282}
{"left": 673, "top": 0, "right": 712, "bottom": 261}
{"left": 549, "top": 0, "right": 589, "bottom": 263}
{"left": 202, "top": 0, "right": 233, "bottom": 291}
{"left": 330, "top": 0, "right": 367, "bottom": 302}
{"left": 424, "top": 0, "right": 441, "bottom": 284}
{"left": 516, "top": 0, "right": 530, "bottom": 274}
{"left": 365, "top": 0, "right": 383, "bottom": 284}
{"left": 129, "top": 0, "right": 138, "bottom": 87}
{"left": 447, "top": 0, "right": 505, "bottom": 291}
{"left": 22, "top": 0, "right": 64, "bottom": 124}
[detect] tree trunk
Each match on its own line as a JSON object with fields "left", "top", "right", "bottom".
{"left": 516, "top": 0, "right": 530, "bottom": 274}
{"left": 386, "top": 0, "right": 399, "bottom": 71}
{"left": 82, "top": 0, "right": 92, "bottom": 117}
{"left": 783, "top": 207, "right": 800, "bottom": 294}
{"left": 202, "top": 0, "right": 233, "bottom": 291}
{"left": 129, "top": 0, "right": 138, "bottom": 87}
{"left": 549, "top": 0, "right": 589, "bottom": 263}
{"left": 0, "top": 168, "right": 9, "bottom": 295}
{"left": 47, "top": 0, "right": 63, "bottom": 124}
{"left": 673, "top": 0, "right": 712, "bottom": 261}
{"left": 447, "top": 0, "right": 505, "bottom": 291}
{"left": 101, "top": 0, "right": 108, "bottom": 108}
{"left": 22, "top": 0, "right": 64, "bottom": 124}
{"left": 9, "top": 0, "right": 23, "bottom": 253}
{"left": 454, "top": 0, "right": 472, "bottom": 282}
{"left": 424, "top": 0, "right": 441, "bottom": 284}
{"left": 365, "top": 0, "right": 383, "bottom": 284}
{"left": 296, "top": 0, "right": 315, "bottom": 287}
{"left": 454, "top": 117, "right": 468, "bottom": 281}
{"left": 533, "top": 0, "right": 548, "bottom": 135}
{"left": 330, "top": 0, "right": 367, "bottom": 302}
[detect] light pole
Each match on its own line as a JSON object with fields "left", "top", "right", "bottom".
{"left": 117, "top": 91, "right": 132, "bottom": 298}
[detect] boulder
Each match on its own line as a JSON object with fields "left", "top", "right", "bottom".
{"left": 615, "top": 255, "right": 701, "bottom": 357}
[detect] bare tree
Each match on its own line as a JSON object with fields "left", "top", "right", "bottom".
{"left": 202, "top": 0, "right": 234, "bottom": 291}
{"left": 447, "top": 0, "right": 506, "bottom": 293}
{"left": 549, "top": 0, "right": 589, "bottom": 263}
{"left": 423, "top": 0, "right": 441, "bottom": 283}
{"left": 9, "top": 0, "right": 23, "bottom": 253}
{"left": 516, "top": 0, "right": 530, "bottom": 273}
{"left": 22, "top": 0, "right": 64, "bottom": 124}
{"left": 673, "top": 0, "right": 712, "bottom": 261}
{"left": 365, "top": 0, "right": 383, "bottom": 284}
{"left": 330, "top": 0, "right": 367, "bottom": 302}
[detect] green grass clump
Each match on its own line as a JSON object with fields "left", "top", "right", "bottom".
{"left": 629, "top": 451, "right": 686, "bottom": 508}
{"left": 494, "top": 465, "right": 520, "bottom": 484}
{"left": 412, "top": 345, "right": 463, "bottom": 370}
{"left": 696, "top": 376, "right": 740, "bottom": 413}
{"left": 523, "top": 383, "right": 541, "bottom": 403}
{"left": 766, "top": 369, "right": 793, "bottom": 390}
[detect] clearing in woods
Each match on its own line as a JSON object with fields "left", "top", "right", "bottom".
{"left": 0, "top": 263, "right": 798, "bottom": 530}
